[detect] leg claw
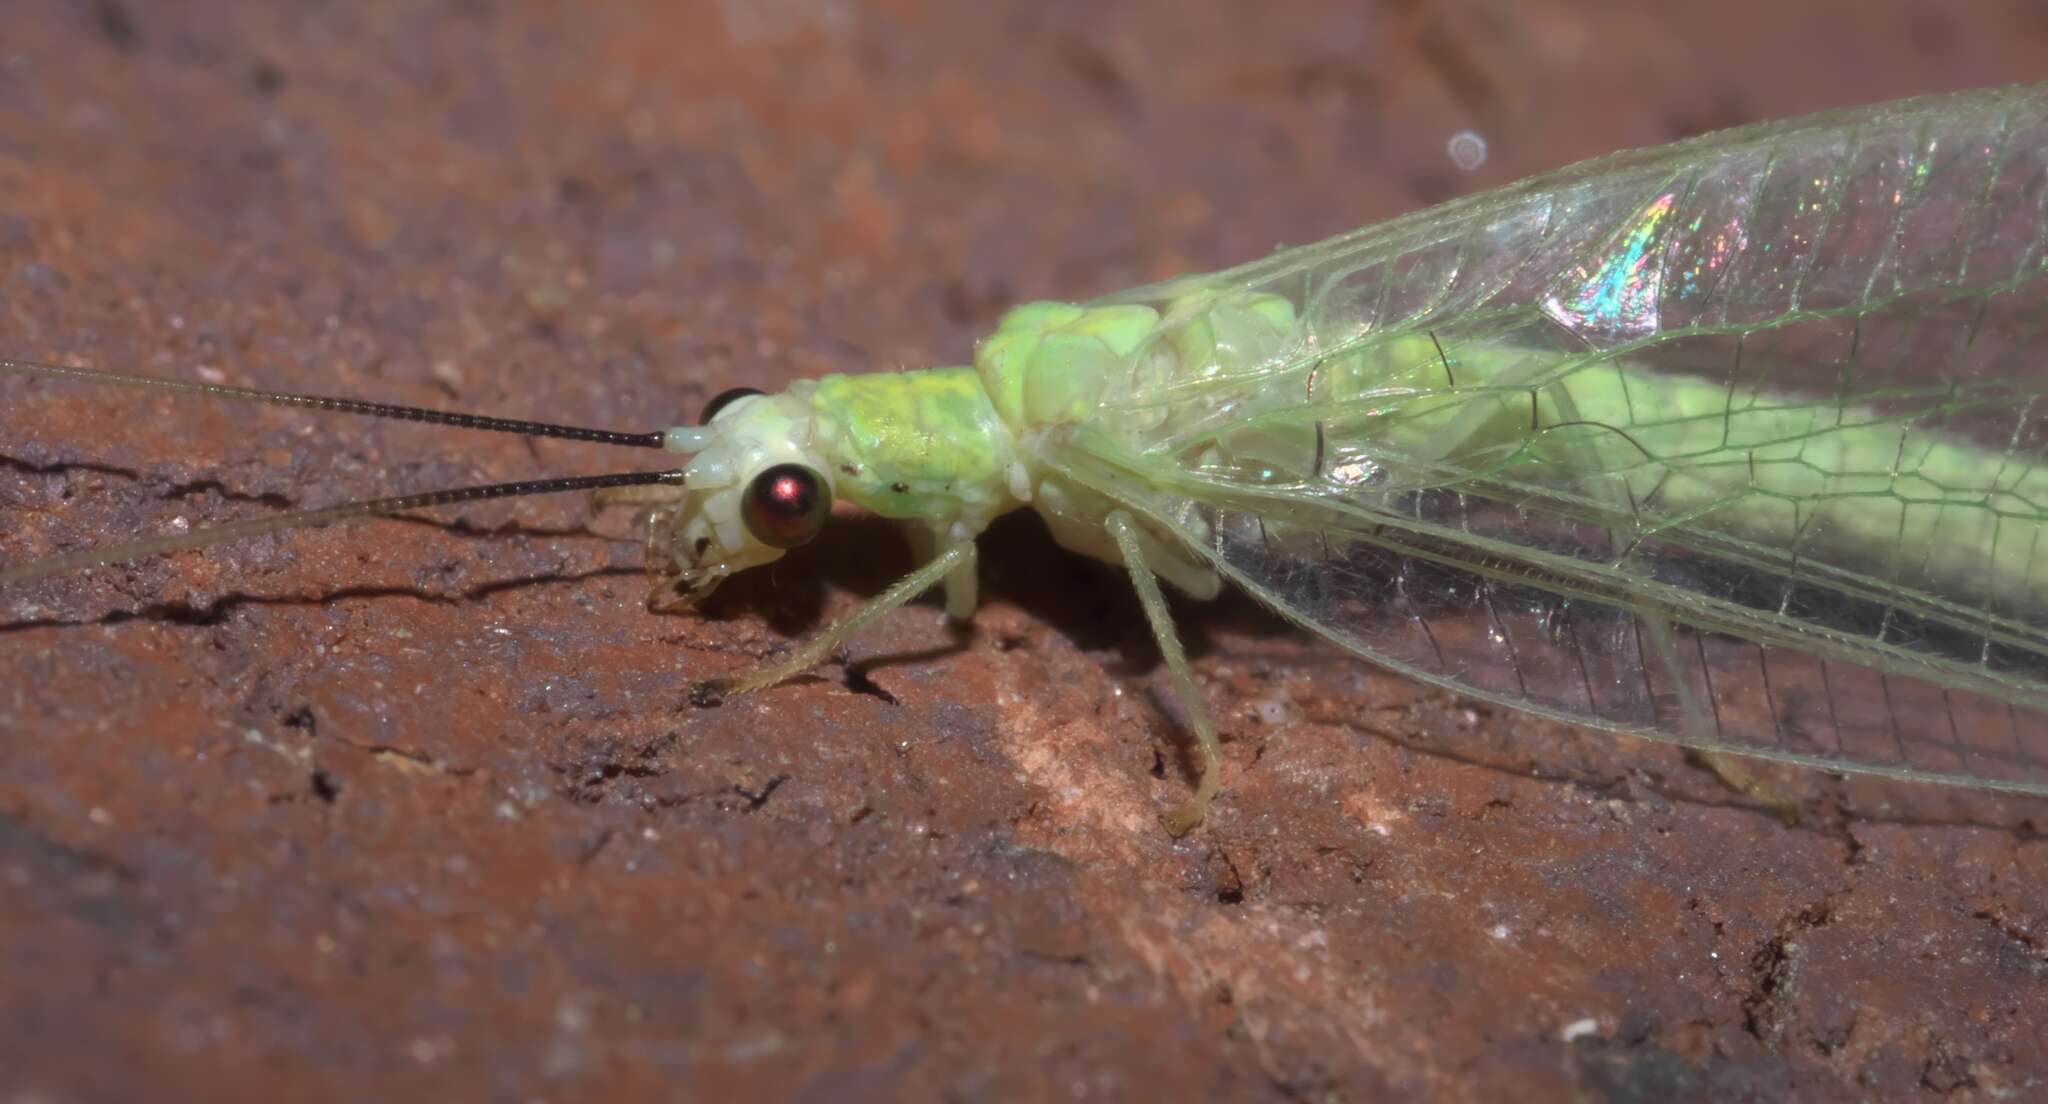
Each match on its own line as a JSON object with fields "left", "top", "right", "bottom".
{"left": 1160, "top": 797, "right": 1208, "bottom": 838}
{"left": 689, "top": 678, "right": 733, "bottom": 707}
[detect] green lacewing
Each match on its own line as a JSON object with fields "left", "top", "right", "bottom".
{"left": 9, "top": 84, "right": 2048, "bottom": 831}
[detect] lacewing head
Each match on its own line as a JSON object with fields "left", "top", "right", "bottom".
{"left": 650, "top": 387, "right": 837, "bottom": 606}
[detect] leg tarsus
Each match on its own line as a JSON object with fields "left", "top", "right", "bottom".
{"left": 644, "top": 575, "right": 695, "bottom": 615}
{"left": 942, "top": 540, "right": 979, "bottom": 622}
{"left": 1105, "top": 510, "right": 1222, "bottom": 835}
{"left": 1160, "top": 755, "right": 1220, "bottom": 838}
{"left": 908, "top": 521, "right": 979, "bottom": 622}
{"left": 1694, "top": 750, "right": 1802, "bottom": 823}
{"left": 689, "top": 677, "right": 734, "bottom": 707}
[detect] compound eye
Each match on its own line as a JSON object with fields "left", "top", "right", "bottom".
{"left": 700, "top": 386, "right": 766, "bottom": 424}
{"left": 741, "top": 463, "right": 830, "bottom": 548}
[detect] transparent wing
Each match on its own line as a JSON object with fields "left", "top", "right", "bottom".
{"left": 1053, "top": 85, "right": 2048, "bottom": 793}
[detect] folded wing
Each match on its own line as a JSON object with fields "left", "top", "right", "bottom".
{"left": 1053, "top": 85, "right": 2048, "bottom": 793}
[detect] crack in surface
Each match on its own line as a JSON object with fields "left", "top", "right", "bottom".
{"left": 252, "top": 701, "right": 479, "bottom": 805}
{"left": 0, "top": 568, "right": 646, "bottom": 634}
{"left": 1740, "top": 899, "right": 1837, "bottom": 1045}
{"left": 1971, "top": 907, "right": 2044, "bottom": 957}
{"left": 2, "top": 451, "right": 292, "bottom": 508}
{"left": 735, "top": 773, "right": 788, "bottom": 812}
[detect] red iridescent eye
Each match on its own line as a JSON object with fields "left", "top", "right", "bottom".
{"left": 740, "top": 463, "right": 830, "bottom": 548}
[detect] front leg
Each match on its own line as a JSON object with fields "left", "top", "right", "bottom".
{"left": 690, "top": 540, "right": 977, "bottom": 705}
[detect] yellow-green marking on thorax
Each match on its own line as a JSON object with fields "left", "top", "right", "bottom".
{"left": 809, "top": 366, "right": 1020, "bottom": 522}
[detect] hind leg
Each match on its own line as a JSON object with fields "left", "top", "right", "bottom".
{"left": 1105, "top": 510, "right": 1221, "bottom": 837}
{"left": 1641, "top": 618, "right": 1800, "bottom": 820}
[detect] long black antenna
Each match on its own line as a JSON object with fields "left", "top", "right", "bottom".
{"left": 0, "top": 357, "right": 673, "bottom": 450}
{"left": 0, "top": 470, "right": 688, "bottom": 587}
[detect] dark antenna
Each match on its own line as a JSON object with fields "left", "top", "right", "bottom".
{"left": 0, "top": 358, "right": 674, "bottom": 449}
{"left": 0, "top": 359, "right": 697, "bottom": 586}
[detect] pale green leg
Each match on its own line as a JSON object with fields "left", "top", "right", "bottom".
{"left": 1532, "top": 376, "right": 1798, "bottom": 818}
{"left": 906, "top": 522, "right": 979, "bottom": 621}
{"left": 1105, "top": 510, "right": 1221, "bottom": 837}
{"left": 942, "top": 541, "right": 979, "bottom": 621}
{"left": 690, "top": 540, "right": 976, "bottom": 705}
{"left": 587, "top": 484, "right": 695, "bottom": 611}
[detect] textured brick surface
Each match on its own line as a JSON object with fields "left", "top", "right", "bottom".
{"left": 2, "top": 2, "right": 2045, "bottom": 1100}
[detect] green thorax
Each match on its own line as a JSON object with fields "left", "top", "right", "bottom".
{"left": 809, "top": 292, "right": 1296, "bottom": 525}
{"left": 974, "top": 301, "right": 1159, "bottom": 430}
{"left": 808, "top": 366, "right": 1020, "bottom": 523}
{"left": 971, "top": 293, "right": 1299, "bottom": 435}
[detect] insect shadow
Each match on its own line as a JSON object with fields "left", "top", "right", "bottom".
{"left": 8, "top": 468, "right": 2040, "bottom": 837}
{"left": 692, "top": 506, "right": 1297, "bottom": 743}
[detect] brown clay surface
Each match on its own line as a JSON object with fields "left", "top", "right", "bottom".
{"left": 3, "top": 2, "right": 2046, "bottom": 1100}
